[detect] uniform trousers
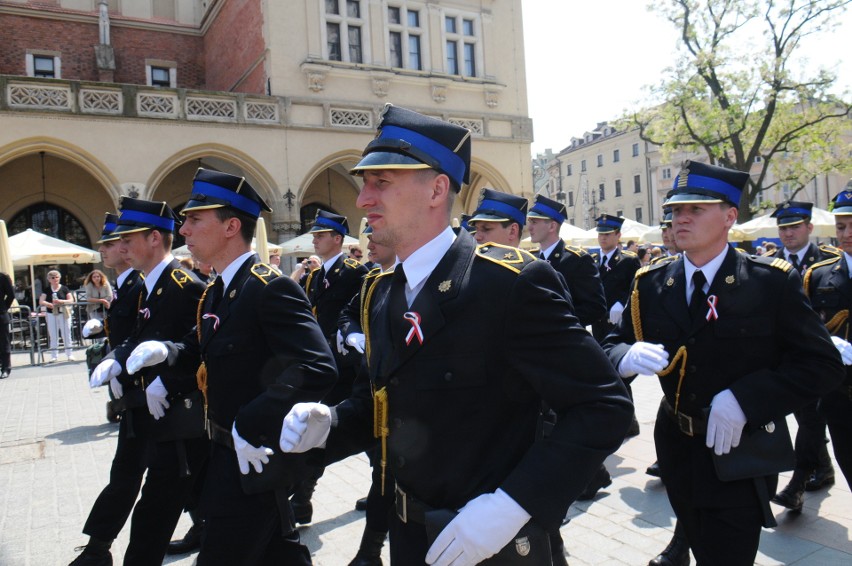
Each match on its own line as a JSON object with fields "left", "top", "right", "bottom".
{"left": 365, "top": 446, "right": 394, "bottom": 533}
{"left": 45, "top": 312, "right": 72, "bottom": 358}
{"left": 196, "top": 442, "right": 311, "bottom": 566}
{"left": 83, "top": 407, "right": 150, "bottom": 541}
{"left": 792, "top": 399, "right": 831, "bottom": 474}
{"left": 0, "top": 312, "right": 11, "bottom": 371}
{"left": 655, "top": 410, "right": 766, "bottom": 566}
{"left": 122, "top": 434, "right": 209, "bottom": 566}
{"left": 820, "top": 389, "right": 852, "bottom": 490}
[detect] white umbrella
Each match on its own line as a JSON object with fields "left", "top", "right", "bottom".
{"left": 0, "top": 221, "right": 14, "bottom": 285}
{"left": 172, "top": 238, "right": 282, "bottom": 258}
{"left": 10, "top": 229, "right": 101, "bottom": 310}
{"left": 278, "top": 232, "right": 360, "bottom": 256}
{"left": 572, "top": 218, "right": 656, "bottom": 247}
{"left": 255, "top": 217, "right": 270, "bottom": 264}
{"left": 733, "top": 207, "right": 836, "bottom": 239}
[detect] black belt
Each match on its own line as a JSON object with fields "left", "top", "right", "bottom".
{"left": 661, "top": 398, "right": 707, "bottom": 437}
{"left": 394, "top": 483, "right": 432, "bottom": 524}
{"left": 206, "top": 419, "right": 234, "bottom": 450}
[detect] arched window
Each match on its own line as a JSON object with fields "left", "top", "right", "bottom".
{"left": 9, "top": 203, "right": 90, "bottom": 247}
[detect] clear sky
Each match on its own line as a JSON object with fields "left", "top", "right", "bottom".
{"left": 523, "top": 1, "right": 852, "bottom": 156}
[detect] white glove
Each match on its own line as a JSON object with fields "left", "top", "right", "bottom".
{"left": 617, "top": 342, "right": 669, "bottom": 377}
{"left": 109, "top": 376, "right": 124, "bottom": 399}
{"left": 706, "top": 389, "right": 747, "bottom": 456}
{"left": 831, "top": 336, "right": 852, "bottom": 365}
{"left": 126, "top": 341, "right": 169, "bottom": 375}
{"left": 609, "top": 301, "right": 624, "bottom": 325}
{"left": 425, "top": 489, "right": 531, "bottom": 566}
{"left": 82, "top": 319, "right": 103, "bottom": 338}
{"left": 145, "top": 376, "right": 170, "bottom": 420}
{"left": 279, "top": 403, "right": 332, "bottom": 453}
{"left": 335, "top": 329, "right": 349, "bottom": 355}
{"left": 90, "top": 359, "right": 121, "bottom": 388}
{"left": 232, "top": 423, "right": 274, "bottom": 475}
{"left": 345, "top": 332, "right": 366, "bottom": 354}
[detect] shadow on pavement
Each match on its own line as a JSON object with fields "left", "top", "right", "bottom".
{"left": 46, "top": 423, "right": 118, "bottom": 445}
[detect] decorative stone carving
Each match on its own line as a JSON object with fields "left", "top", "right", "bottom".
{"left": 431, "top": 84, "right": 447, "bottom": 104}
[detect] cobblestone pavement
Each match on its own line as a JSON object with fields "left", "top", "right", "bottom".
{"left": 1, "top": 354, "right": 850, "bottom": 565}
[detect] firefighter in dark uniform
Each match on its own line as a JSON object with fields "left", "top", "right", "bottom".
{"left": 83, "top": 197, "right": 208, "bottom": 566}
{"left": 764, "top": 201, "right": 839, "bottom": 511}
{"left": 602, "top": 161, "right": 843, "bottom": 565}
{"left": 290, "top": 209, "right": 368, "bottom": 524}
{"left": 69, "top": 214, "right": 146, "bottom": 566}
{"left": 800, "top": 187, "right": 852, "bottom": 496}
{"left": 591, "top": 214, "right": 640, "bottom": 342}
{"left": 527, "top": 194, "right": 607, "bottom": 327}
{"left": 125, "top": 169, "right": 337, "bottom": 565}
{"left": 279, "top": 104, "right": 634, "bottom": 565}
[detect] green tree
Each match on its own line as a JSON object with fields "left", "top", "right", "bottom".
{"left": 632, "top": 0, "right": 852, "bottom": 219}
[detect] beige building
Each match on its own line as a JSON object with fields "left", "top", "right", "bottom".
{"left": 0, "top": 0, "right": 533, "bottom": 281}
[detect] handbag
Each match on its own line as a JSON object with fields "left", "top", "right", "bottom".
{"left": 425, "top": 508, "right": 552, "bottom": 565}
{"left": 151, "top": 390, "right": 206, "bottom": 442}
{"left": 709, "top": 413, "right": 796, "bottom": 481}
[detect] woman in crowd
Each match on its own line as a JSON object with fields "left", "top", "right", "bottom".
{"left": 83, "top": 269, "right": 112, "bottom": 322}
{"left": 39, "top": 270, "right": 75, "bottom": 362}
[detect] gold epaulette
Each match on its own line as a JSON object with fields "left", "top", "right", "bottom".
{"left": 803, "top": 255, "right": 842, "bottom": 295}
{"left": 635, "top": 257, "right": 672, "bottom": 279}
{"left": 563, "top": 244, "right": 588, "bottom": 257}
{"left": 344, "top": 257, "right": 362, "bottom": 269}
{"left": 365, "top": 265, "right": 383, "bottom": 278}
{"left": 650, "top": 254, "right": 678, "bottom": 266}
{"left": 475, "top": 243, "right": 536, "bottom": 274}
{"left": 250, "top": 263, "right": 281, "bottom": 285}
{"left": 762, "top": 248, "right": 778, "bottom": 258}
{"left": 819, "top": 244, "right": 841, "bottom": 257}
{"left": 304, "top": 266, "right": 321, "bottom": 290}
{"left": 170, "top": 268, "right": 193, "bottom": 288}
{"left": 622, "top": 250, "right": 638, "bottom": 257}
{"left": 734, "top": 247, "right": 748, "bottom": 254}
{"left": 748, "top": 254, "right": 793, "bottom": 273}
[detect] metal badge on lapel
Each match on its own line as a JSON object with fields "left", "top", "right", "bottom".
{"left": 156, "top": 288, "right": 163, "bottom": 295}
{"left": 725, "top": 275, "right": 735, "bottom": 284}
{"left": 438, "top": 280, "right": 452, "bottom": 293}
{"left": 229, "top": 289, "right": 236, "bottom": 299}
{"left": 403, "top": 311, "right": 423, "bottom": 346}
{"left": 515, "top": 536, "right": 531, "bottom": 557}
{"left": 666, "top": 277, "right": 674, "bottom": 287}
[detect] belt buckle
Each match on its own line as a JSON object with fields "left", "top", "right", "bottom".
{"left": 395, "top": 484, "right": 407, "bottom": 523}
{"left": 677, "top": 412, "right": 694, "bottom": 436}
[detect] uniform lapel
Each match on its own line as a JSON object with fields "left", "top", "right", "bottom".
{"left": 138, "top": 262, "right": 174, "bottom": 332}
{"left": 690, "top": 247, "right": 739, "bottom": 334}
{"left": 661, "top": 258, "right": 692, "bottom": 334}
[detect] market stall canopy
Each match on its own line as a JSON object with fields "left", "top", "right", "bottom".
{"left": 10, "top": 229, "right": 101, "bottom": 266}
{"left": 278, "top": 232, "right": 360, "bottom": 256}
{"left": 732, "top": 207, "right": 836, "bottom": 239}
{"left": 172, "top": 238, "right": 282, "bottom": 258}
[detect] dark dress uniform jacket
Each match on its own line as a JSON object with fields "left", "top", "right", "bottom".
{"left": 592, "top": 248, "right": 640, "bottom": 340}
{"left": 764, "top": 242, "right": 838, "bottom": 272}
{"left": 543, "top": 242, "right": 606, "bottom": 326}
{"left": 168, "top": 255, "right": 338, "bottom": 450}
{"left": 326, "top": 230, "right": 633, "bottom": 530}
{"left": 106, "top": 270, "right": 144, "bottom": 348}
{"left": 603, "top": 248, "right": 843, "bottom": 510}
{"left": 110, "top": 259, "right": 205, "bottom": 397}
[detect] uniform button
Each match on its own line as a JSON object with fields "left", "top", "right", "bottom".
{"left": 396, "top": 456, "right": 406, "bottom": 468}
{"left": 687, "top": 338, "right": 695, "bottom": 345}
{"left": 133, "top": 379, "right": 140, "bottom": 386}
{"left": 444, "top": 372, "right": 453, "bottom": 382}
{"left": 389, "top": 378, "right": 399, "bottom": 386}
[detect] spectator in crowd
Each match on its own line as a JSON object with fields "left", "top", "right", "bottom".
{"left": 289, "top": 255, "right": 321, "bottom": 281}
{"left": 39, "top": 270, "right": 75, "bottom": 362}
{"left": 348, "top": 245, "right": 364, "bottom": 262}
{"left": 83, "top": 269, "right": 113, "bottom": 322}
{"left": 269, "top": 253, "right": 281, "bottom": 268}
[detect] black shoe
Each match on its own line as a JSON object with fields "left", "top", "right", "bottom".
{"left": 646, "top": 461, "right": 661, "bottom": 477}
{"left": 69, "top": 544, "right": 112, "bottom": 566}
{"left": 805, "top": 466, "right": 835, "bottom": 492}
{"left": 166, "top": 521, "right": 203, "bottom": 555}
{"left": 292, "top": 500, "right": 313, "bottom": 525}
{"left": 347, "top": 528, "right": 386, "bottom": 566}
{"left": 648, "top": 530, "right": 690, "bottom": 566}
{"left": 771, "top": 482, "right": 804, "bottom": 512}
{"left": 355, "top": 496, "right": 368, "bottom": 511}
{"left": 291, "top": 478, "right": 317, "bottom": 524}
{"left": 106, "top": 401, "right": 121, "bottom": 424}
{"left": 625, "top": 415, "right": 640, "bottom": 438}
{"left": 551, "top": 549, "right": 569, "bottom": 566}
{"left": 576, "top": 466, "right": 612, "bottom": 501}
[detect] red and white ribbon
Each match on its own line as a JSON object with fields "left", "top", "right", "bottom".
{"left": 202, "top": 313, "right": 221, "bottom": 331}
{"left": 705, "top": 295, "right": 719, "bottom": 321}
{"left": 403, "top": 311, "right": 423, "bottom": 346}
{"left": 139, "top": 307, "right": 151, "bottom": 320}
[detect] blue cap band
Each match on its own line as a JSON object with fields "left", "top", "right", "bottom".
{"left": 379, "top": 125, "right": 467, "bottom": 188}
{"left": 120, "top": 209, "right": 175, "bottom": 232}
{"left": 192, "top": 180, "right": 262, "bottom": 217}
{"left": 597, "top": 219, "right": 622, "bottom": 230}
{"left": 103, "top": 221, "right": 117, "bottom": 233}
{"left": 777, "top": 206, "right": 811, "bottom": 219}
{"left": 313, "top": 216, "right": 348, "bottom": 235}
{"left": 476, "top": 198, "right": 527, "bottom": 226}
{"left": 673, "top": 172, "right": 741, "bottom": 205}
{"left": 530, "top": 202, "right": 566, "bottom": 224}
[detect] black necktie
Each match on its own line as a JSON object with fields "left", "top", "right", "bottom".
{"left": 209, "top": 276, "right": 224, "bottom": 312}
{"left": 600, "top": 254, "right": 609, "bottom": 272}
{"left": 389, "top": 265, "right": 408, "bottom": 345}
{"left": 690, "top": 270, "right": 708, "bottom": 322}
{"left": 539, "top": 252, "right": 546, "bottom": 261}
{"left": 789, "top": 254, "right": 801, "bottom": 272}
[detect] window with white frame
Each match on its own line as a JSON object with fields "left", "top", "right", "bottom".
{"left": 599, "top": 183, "right": 606, "bottom": 201}
{"left": 632, "top": 143, "right": 640, "bottom": 157}
{"left": 662, "top": 167, "right": 672, "bottom": 180}
{"left": 633, "top": 174, "right": 641, "bottom": 193}
{"left": 635, "top": 207, "right": 643, "bottom": 224}
{"left": 325, "top": 0, "right": 365, "bottom": 63}
{"left": 615, "top": 179, "right": 622, "bottom": 197}
{"left": 388, "top": 5, "right": 422, "bottom": 70}
{"left": 566, "top": 164, "right": 573, "bottom": 176}
{"left": 145, "top": 61, "right": 176, "bottom": 87}
{"left": 596, "top": 154, "right": 603, "bottom": 167}
{"left": 26, "top": 52, "right": 61, "bottom": 79}
{"left": 444, "top": 13, "right": 478, "bottom": 76}
{"left": 613, "top": 149, "right": 620, "bottom": 163}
